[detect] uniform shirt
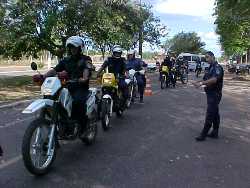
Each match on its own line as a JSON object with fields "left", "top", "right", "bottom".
{"left": 161, "top": 58, "right": 172, "bottom": 69}
{"left": 54, "top": 54, "right": 92, "bottom": 89}
{"left": 203, "top": 61, "right": 224, "bottom": 93}
{"left": 126, "top": 58, "right": 143, "bottom": 71}
{"left": 101, "top": 57, "right": 126, "bottom": 77}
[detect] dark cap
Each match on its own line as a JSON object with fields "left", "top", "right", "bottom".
{"left": 205, "top": 51, "right": 215, "bottom": 57}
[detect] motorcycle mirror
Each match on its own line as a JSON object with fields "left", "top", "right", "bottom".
{"left": 31, "top": 62, "right": 38, "bottom": 71}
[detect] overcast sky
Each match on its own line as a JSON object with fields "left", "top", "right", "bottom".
{"left": 142, "top": 0, "right": 221, "bottom": 56}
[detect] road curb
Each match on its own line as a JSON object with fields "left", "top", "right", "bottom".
{"left": 0, "top": 99, "right": 33, "bottom": 109}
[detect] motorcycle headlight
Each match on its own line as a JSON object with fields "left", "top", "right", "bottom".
{"left": 42, "top": 88, "right": 53, "bottom": 95}
{"left": 103, "top": 78, "right": 112, "bottom": 84}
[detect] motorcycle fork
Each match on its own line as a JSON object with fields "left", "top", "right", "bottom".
{"left": 47, "top": 102, "right": 60, "bottom": 154}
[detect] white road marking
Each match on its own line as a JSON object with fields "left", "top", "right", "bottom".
{"left": 0, "top": 155, "right": 22, "bottom": 170}
{"left": 0, "top": 116, "right": 34, "bottom": 129}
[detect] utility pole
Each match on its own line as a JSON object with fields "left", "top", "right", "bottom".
{"left": 138, "top": 0, "right": 143, "bottom": 58}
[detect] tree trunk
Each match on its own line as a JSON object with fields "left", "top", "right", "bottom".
{"left": 101, "top": 47, "right": 105, "bottom": 60}
{"left": 247, "top": 49, "right": 250, "bottom": 63}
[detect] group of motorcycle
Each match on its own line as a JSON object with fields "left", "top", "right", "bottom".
{"left": 98, "top": 68, "right": 144, "bottom": 131}
{"left": 160, "top": 64, "right": 188, "bottom": 89}
{"left": 21, "top": 62, "right": 144, "bottom": 176}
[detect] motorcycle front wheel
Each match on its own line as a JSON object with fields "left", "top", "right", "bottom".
{"left": 126, "top": 84, "right": 134, "bottom": 108}
{"left": 81, "top": 115, "right": 98, "bottom": 145}
{"left": 22, "top": 118, "right": 56, "bottom": 176}
{"left": 161, "top": 75, "right": 167, "bottom": 89}
{"left": 101, "top": 99, "right": 112, "bottom": 131}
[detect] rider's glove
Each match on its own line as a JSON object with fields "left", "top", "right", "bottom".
{"left": 58, "top": 71, "right": 69, "bottom": 80}
{"left": 32, "top": 74, "right": 44, "bottom": 83}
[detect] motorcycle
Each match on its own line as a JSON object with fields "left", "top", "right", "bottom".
{"left": 177, "top": 64, "right": 188, "bottom": 84}
{"left": 195, "top": 64, "right": 202, "bottom": 78}
{"left": 236, "top": 64, "right": 240, "bottom": 75}
{"left": 169, "top": 67, "right": 176, "bottom": 88}
{"left": 125, "top": 69, "right": 145, "bottom": 107}
{"left": 22, "top": 62, "right": 98, "bottom": 175}
{"left": 100, "top": 71, "right": 125, "bottom": 131}
{"left": 160, "top": 66, "right": 169, "bottom": 89}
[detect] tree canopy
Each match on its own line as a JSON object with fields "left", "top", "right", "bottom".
{"left": 162, "top": 32, "right": 206, "bottom": 55}
{"left": 0, "top": 0, "right": 166, "bottom": 59}
{"left": 214, "top": 0, "right": 250, "bottom": 56}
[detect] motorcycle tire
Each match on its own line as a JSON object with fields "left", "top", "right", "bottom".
{"left": 22, "top": 118, "right": 56, "bottom": 176}
{"left": 161, "top": 76, "right": 166, "bottom": 89}
{"left": 116, "top": 109, "right": 123, "bottom": 117}
{"left": 126, "top": 84, "right": 134, "bottom": 108}
{"left": 81, "top": 116, "right": 98, "bottom": 145}
{"left": 101, "top": 99, "right": 111, "bottom": 131}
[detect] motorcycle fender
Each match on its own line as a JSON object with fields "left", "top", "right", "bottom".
{"left": 125, "top": 79, "right": 131, "bottom": 85}
{"left": 102, "top": 94, "right": 113, "bottom": 116}
{"left": 102, "top": 94, "right": 112, "bottom": 100}
{"left": 22, "top": 99, "right": 54, "bottom": 114}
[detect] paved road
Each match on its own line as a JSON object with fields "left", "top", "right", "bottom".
{"left": 0, "top": 73, "right": 250, "bottom": 188}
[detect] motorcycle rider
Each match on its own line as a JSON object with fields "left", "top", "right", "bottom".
{"left": 176, "top": 56, "right": 188, "bottom": 74}
{"left": 97, "top": 45, "right": 128, "bottom": 108}
{"left": 34, "top": 36, "right": 93, "bottom": 136}
{"left": 159, "top": 55, "right": 172, "bottom": 82}
{"left": 195, "top": 59, "right": 202, "bottom": 77}
{"left": 126, "top": 50, "right": 145, "bottom": 103}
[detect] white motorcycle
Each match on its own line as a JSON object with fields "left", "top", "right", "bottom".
{"left": 125, "top": 69, "right": 145, "bottom": 107}
{"left": 22, "top": 62, "right": 98, "bottom": 175}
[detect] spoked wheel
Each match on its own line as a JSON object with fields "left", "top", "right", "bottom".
{"left": 171, "top": 75, "right": 176, "bottom": 88}
{"left": 116, "top": 108, "right": 123, "bottom": 117}
{"left": 126, "top": 84, "right": 134, "bottom": 108}
{"left": 81, "top": 115, "right": 98, "bottom": 145}
{"left": 181, "top": 71, "right": 188, "bottom": 84}
{"left": 101, "top": 99, "right": 112, "bottom": 131}
{"left": 161, "top": 75, "right": 167, "bottom": 89}
{"left": 22, "top": 118, "right": 56, "bottom": 176}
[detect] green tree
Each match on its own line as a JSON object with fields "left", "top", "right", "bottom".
{"left": 1, "top": 0, "right": 166, "bottom": 60}
{"left": 214, "top": 0, "right": 250, "bottom": 56}
{"left": 163, "top": 32, "right": 205, "bottom": 55}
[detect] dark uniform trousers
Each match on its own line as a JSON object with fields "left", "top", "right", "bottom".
{"left": 202, "top": 91, "right": 222, "bottom": 136}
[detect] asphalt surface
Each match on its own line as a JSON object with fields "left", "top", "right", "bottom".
{"left": 0, "top": 72, "right": 250, "bottom": 188}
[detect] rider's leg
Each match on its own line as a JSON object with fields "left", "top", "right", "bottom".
{"left": 136, "top": 74, "right": 145, "bottom": 102}
{"left": 71, "top": 89, "right": 89, "bottom": 133}
{"left": 118, "top": 79, "right": 129, "bottom": 108}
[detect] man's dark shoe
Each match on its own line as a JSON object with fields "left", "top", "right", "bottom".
{"left": 195, "top": 135, "right": 206, "bottom": 141}
{"left": 139, "top": 98, "right": 144, "bottom": 103}
{"left": 207, "top": 133, "right": 219, "bottom": 139}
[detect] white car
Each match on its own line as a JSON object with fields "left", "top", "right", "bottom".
{"left": 147, "top": 63, "right": 157, "bottom": 71}
{"left": 178, "top": 53, "right": 209, "bottom": 71}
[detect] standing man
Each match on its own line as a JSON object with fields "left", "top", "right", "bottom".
{"left": 193, "top": 51, "right": 224, "bottom": 141}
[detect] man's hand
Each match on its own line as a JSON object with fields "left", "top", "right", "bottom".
{"left": 192, "top": 81, "right": 203, "bottom": 88}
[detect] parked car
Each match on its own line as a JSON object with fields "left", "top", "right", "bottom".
{"left": 147, "top": 63, "right": 157, "bottom": 71}
{"left": 236, "top": 64, "right": 249, "bottom": 75}
{"left": 178, "top": 53, "right": 209, "bottom": 71}
{"left": 199, "top": 55, "right": 209, "bottom": 70}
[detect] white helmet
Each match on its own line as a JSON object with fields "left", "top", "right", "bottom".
{"left": 66, "top": 36, "right": 84, "bottom": 50}
{"left": 112, "top": 45, "right": 122, "bottom": 58}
